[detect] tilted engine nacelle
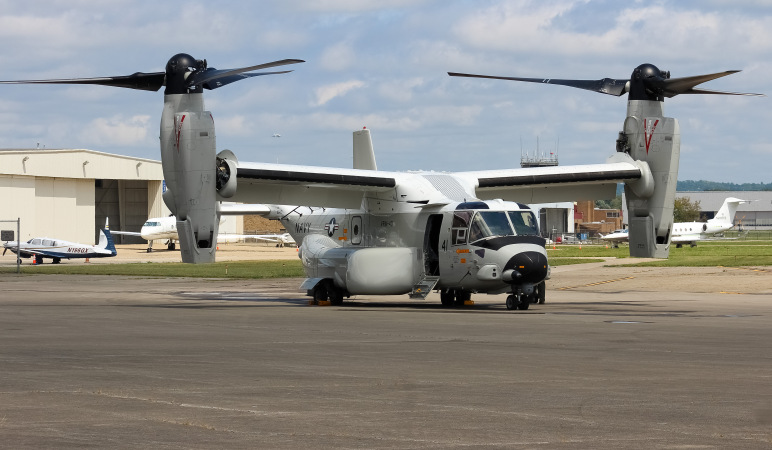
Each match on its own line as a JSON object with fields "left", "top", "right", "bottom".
{"left": 159, "top": 94, "right": 219, "bottom": 264}
{"left": 162, "top": 187, "right": 177, "bottom": 216}
{"left": 216, "top": 149, "right": 238, "bottom": 199}
{"left": 617, "top": 100, "right": 680, "bottom": 258}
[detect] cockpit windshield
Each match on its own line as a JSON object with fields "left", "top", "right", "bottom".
{"left": 469, "top": 212, "right": 513, "bottom": 242}
{"left": 508, "top": 211, "right": 539, "bottom": 236}
{"left": 467, "top": 210, "right": 540, "bottom": 243}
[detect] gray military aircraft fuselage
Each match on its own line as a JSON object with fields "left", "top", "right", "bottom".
{"left": 264, "top": 198, "right": 547, "bottom": 309}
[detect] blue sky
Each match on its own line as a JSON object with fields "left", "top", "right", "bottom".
{"left": 0, "top": 0, "right": 769, "bottom": 182}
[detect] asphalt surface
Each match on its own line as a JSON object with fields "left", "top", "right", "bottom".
{"left": 0, "top": 264, "right": 771, "bottom": 448}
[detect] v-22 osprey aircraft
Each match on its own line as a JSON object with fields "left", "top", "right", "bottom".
{"left": 1, "top": 54, "right": 761, "bottom": 309}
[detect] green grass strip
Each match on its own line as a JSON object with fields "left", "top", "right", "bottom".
{"left": 0, "top": 259, "right": 306, "bottom": 279}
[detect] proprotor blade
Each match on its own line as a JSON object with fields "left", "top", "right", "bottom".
{"left": 657, "top": 71, "right": 764, "bottom": 97}
{"left": 0, "top": 72, "right": 166, "bottom": 91}
{"left": 187, "top": 59, "right": 304, "bottom": 90}
{"left": 448, "top": 72, "right": 629, "bottom": 96}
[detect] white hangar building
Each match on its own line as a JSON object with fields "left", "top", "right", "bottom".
{"left": 0, "top": 149, "right": 168, "bottom": 244}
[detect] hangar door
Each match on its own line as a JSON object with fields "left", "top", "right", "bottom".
{"left": 95, "top": 179, "right": 148, "bottom": 244}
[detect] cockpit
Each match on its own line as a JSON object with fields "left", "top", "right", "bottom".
{"left": 452, "top": 210, "right": 540, "bottom": 246}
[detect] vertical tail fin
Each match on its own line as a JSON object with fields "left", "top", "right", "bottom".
{"left": 98, "top": 218, "right": 117, "bottom": 255}
{"left": 711, "top": 197, "right": 748, "bottom": 225}
{"left": 353, "top": 128, "right": 377, "bottom": 170}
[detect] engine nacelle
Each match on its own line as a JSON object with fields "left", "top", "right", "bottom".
{"left": 162, "top": 187, "right": 177, "bottom": 216}
{"left": 216, "top": 149, "right": 238, "bottom": 198}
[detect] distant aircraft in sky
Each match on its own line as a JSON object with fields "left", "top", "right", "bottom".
{"left": 2, "top": 219, "right": 116, "bottom": 264}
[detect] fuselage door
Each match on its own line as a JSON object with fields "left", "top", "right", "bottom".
{"left": 351, "top": 215, "right": 363, "bottom": 245}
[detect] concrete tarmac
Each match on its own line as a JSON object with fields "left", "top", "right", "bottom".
{"left": 0, "top": 264, "right": 771, "bottom": 448}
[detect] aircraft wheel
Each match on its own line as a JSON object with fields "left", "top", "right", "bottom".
{"left": 35, "top": 256, "right": 43, "bottom": 265}
{"left": 455, "top": 290, "right": 471, "bottom": 306}
{"left": 506, "top": 295, "right": 516, "bottom": 310}
{"left": 329, "top": 290, "right": 344, "bottom": 305}
{"left": 168, "top": 242, "right": 176, "bottom": 250}
{"left": 440, "top": 289, "right": 455, "bottom": 307}
{"left": 147, "top": 248, "right": 153, "bottom": 253}
{"left": 53, "top": 258, "right": 61, "bottom": 264}
{"left": 517, "top": 297, "right": 530, "bottom": 310}
{"left": 313, "top": 283, "right": 329, "bottom": 304}
{"left": 537, "top": 281, "right": 546, "bottom": 304}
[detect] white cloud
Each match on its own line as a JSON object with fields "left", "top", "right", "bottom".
{"left": 312, "top": 80, "right": 366, "bottom": 106}
{"left": 319, "top": 41, "right": 358, "bottom": 71}
{"left": 215, "top": 115, "right": 249, "bottom": 137}
{"left": 377, "top": 78, "right": 425, "bottom": 103}
{"left": 79, "top": 115, "right": 151, "bottom": 147}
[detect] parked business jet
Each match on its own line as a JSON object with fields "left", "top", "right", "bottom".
{"left": 602, "top": 197, "right": 748, "bottom": 248}
{"left": 671, "top": 197, "right": 749, "bottom": 247}
{"left": 112, "top": 215, "right": 295, "bottom": 252}
{"left": 2, "top": 219, "right": 116, "bottom": 264}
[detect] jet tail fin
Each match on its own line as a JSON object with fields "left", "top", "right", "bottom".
{"left": 710, "top": 197, "right": 748, "bottom": 225}
{"left": 98, "top": 218, "right": 117, "bottom": 255}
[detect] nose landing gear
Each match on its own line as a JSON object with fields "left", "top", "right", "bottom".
{"left": 506, "top": 281, "right": 546, "bottom": 310}
{"left": 506, "top": 294, "right": 530, "bottom": 310}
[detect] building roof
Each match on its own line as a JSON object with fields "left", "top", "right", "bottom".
{"left": 0, "top": 148, "right": 163, "bottom": 180}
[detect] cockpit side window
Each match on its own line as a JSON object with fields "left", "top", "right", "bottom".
{"left": 451, "top": 211, "right": 472, "bottom": 245}
{"left": 509, "top": 211, "right": 540, "bottom": 236}
{"left": 42, "top": 239, "right": 56, "bottom": 246}
{"left": 469, "top": 212, "right": 514, "bottom": 243}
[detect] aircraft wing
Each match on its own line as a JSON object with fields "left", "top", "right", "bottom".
{"left": 227, "top": 162, "right": 397, "bottom": 209}
{"left": 110, "top": 230, "right": 142, "bottom": 237}
{"left": 218, "top": 203, "right": 271, "bottom": 215}
{"left": 456, "top": 160, "right": 643, "bottom": 204}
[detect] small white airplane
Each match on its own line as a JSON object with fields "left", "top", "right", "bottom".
{"left": 601, "top": 229, "right": 629, "bottom": 247}
{"left": 671, "top": 197, "right": 749, "bottom": 247}
{"left": 112, "top": 215, "right": 295, "bottom": 252}
{"left": 2, "top": 219, "right": 116, "bottom": 264}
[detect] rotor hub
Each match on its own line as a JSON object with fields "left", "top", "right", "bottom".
{"left": 165, "top": 53, "right": 206, "bottom": 95}
{"left": 630, "top": 63, "right": 670, "bottom": 102}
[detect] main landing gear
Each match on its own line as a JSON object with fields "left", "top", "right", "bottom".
{"left": 312, "top": 279, "right": 347, "bottom": 306}
{"left": 146, "top": 241, "right": 175, "bottom": 253}
{"left": 440, "top": 288, "right": 471, "bottom": 308}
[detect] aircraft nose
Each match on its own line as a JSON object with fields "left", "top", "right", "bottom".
{"left": 503, "top": 251, "right": 549, "bottom": 284}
